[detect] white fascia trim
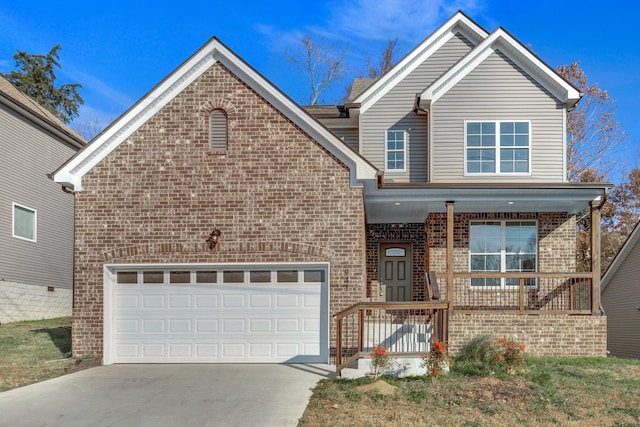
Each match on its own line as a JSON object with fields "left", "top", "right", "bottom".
{"left": 55, "top": 39, "right": 377, "bottom": 191}
{"left": 55, "top": 49, "right": 217, "bottom": 191}
{"left": 421, "top": 29, "right": 581, "bottom": 107}
{"left": 354, "top": 13, "right": 489, "bottom": 114}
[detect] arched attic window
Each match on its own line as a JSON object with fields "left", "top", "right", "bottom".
{"left": 209, "top": 109, "right": 228, "bottom": 152}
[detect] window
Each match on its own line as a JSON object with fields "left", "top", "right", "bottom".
{"left": 209, "top": 109, "right": 228, "bottom": 152}
{"left": 466, "top": 121, "right": 530, "bottom": 174}
{"left": 386, "top": 130, "right": 406, "bottom": 171}
{"left": 469, "top": 220, "right": 537, "bottom": 287}
{"left": 13, "top": 203, "right": 37, "bottom": 241}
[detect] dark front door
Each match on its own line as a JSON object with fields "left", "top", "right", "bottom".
{"left": 379, "top": 243, "right": 412, "bottom": 301}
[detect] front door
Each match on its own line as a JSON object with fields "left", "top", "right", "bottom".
{"left": 379, "top": 243, "right": 412, "bottom": 301}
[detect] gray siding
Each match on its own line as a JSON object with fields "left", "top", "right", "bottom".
{"left": 361, "top": 32, "right": 475, "bottom": 183}
{"left": 329, "top": 127, "right": 359, "bottom": 152}
{"left": 432, "top": 50, "right": 565, "bottom": 183}
{"left": 0, "top": 106, "right": 77, "bottom": 289}
{"left": 602, "top": 240, "right": 640, "bottom": 359}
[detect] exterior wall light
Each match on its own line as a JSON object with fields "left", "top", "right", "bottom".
{"left": 206, "top": 229, "right": 221, "bottom": 251}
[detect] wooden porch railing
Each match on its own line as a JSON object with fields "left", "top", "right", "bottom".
{"left": 437, "top": 272, "right": 594, "bottom": 313}
{"left": 334, "top": 301, "right": 449, "bottom": 377}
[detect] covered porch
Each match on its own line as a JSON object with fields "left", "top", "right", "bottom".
{"left": 335, "top": 181, "right": 609, "bottom": 376}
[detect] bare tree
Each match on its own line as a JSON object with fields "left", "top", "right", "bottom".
{"left": 366, "top": 37, "right": 398, "bottom": 79}
{"left": 287, "top": 35, "right": 347, "bottom": 105}
{"left": 556, "top": 62, "right": 626, "bottom": 182}
{"left": 72, "top": 114, "right": 110, "bottom": 141}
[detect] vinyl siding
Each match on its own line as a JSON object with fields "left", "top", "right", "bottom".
{"left": 0, "top": 106, "right": 77, "bottom": 289}
{"left": 602, "top": 240, "right": 640, "bottom": 358}
{"left": 361, "top": 32, "right": 475, "bottom": 183}
{"left": 432, "top": 50, "right": 565, "bottom": 183}
{"left": 329, "top": 127, "right": 359, "bottom": 152}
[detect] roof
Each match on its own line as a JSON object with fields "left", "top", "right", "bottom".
{"left": 418, "top": 27, "right": 581, "bottom": 109}
{"left": 352, "top": 11, "right": 489, "bottom": 113}
{"left": 0, "top": 74, "right": 85, "bottom": 149}
{"left": 348, "top": 78, "right": 376, "bottom": 102}
{"left": 302, "top": 105, "right": 345, "bottom": 119}
{"left": 54, "top": 37, "right": 378, "bottom": 191}
{"left": 601, "top": 221, "right": 640, "bottom": 292}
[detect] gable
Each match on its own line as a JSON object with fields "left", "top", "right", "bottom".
{"left": 54, "top": 38, "right": 377, "bottom": 191}
{"left": 419, "top": 28, "right": 581, "bottom": 110}
{"left": 353, "top": 11, "right": 489, "bottom": 113}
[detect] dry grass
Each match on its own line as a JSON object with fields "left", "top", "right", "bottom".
{"left": 0, "top": 317, "right": 77, "bottom": 392}
{"left": 300, "top": 357, "right": 640, "bottom": 427}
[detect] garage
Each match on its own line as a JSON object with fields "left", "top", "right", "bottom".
{"left": 103, "top": 263, "right": 329, "bottom": 364}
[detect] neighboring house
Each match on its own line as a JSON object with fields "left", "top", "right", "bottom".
{"left": 0, "top": 75, "right": 85, "bottom": 323}
{"left": 601, "top": 222, "right": 640, "bottom": 358}
{"left": 54, "top": 12, "right": 608, "bottom": 366}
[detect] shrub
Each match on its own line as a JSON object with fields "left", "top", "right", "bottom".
{"left": 369, "top": 346, "right": 391, "bottom": 380}
{"left": 453, "top": 335, "right": 526, "bottom": 376}
{"left": 422, "top": 339, "right": 451, "bottom": 379}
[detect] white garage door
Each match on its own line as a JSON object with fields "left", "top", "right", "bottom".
{"left": 104, "top": 264, "right": 329, "bottom": 364}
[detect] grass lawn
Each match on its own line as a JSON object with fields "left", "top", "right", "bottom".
{"left": 299, "top": 357, "right": 640, "bottom": 426}
{"left": 0, "top": 317, "right": 77, "bottom": 392}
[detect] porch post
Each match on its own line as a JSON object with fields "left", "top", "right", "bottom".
{"left": 590, "top": 198, "right": 602, "bottom": 315}
{"left": 446, "top": 201, "right": 454, "bottom": 310}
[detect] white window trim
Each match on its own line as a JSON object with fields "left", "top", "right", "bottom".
{"left": 385, "top": 129, "right": 407, "bottom": 173}
{"left": 468, "top": 220, "right": 538, "bottom": 288}
{"left": 464, "top": 120, "right": 532, "bottom": 176}
{"left": 12, "top": 202, "right": 37, "bottom": 242}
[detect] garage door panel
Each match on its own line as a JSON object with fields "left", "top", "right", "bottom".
{"left": 168, "top": 294, "right": 192, "bottom": 308}
{"left": 222, "top": 318, "right": 245, "bottom": 333}
{"left": 195, "top": 295, "right": 218, "bottom": 308}
{"left": 142, "top": 295, "right": 165, "bottom": 309}
{"left": 195, "top": 319, "right": 218, "bottom": 333}
{"left": 108, "top": 264, "right": 328, "bottom": 363}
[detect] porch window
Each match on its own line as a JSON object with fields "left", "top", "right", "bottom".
{"left": 385, "top": 130, "right": 406, "bottom": 171}
{"left": 469, "top": 220, "right": 537, "bottom": 287}
{"left": 466, "top": 121, "right": 530, "bottom": 174}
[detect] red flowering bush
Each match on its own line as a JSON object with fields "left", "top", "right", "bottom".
{"left": 369, "top": 346, "right": 391, "bottom": 380}
{"left": 495, "top": 337, "right": 525, "bottom": 374}
{"left": 422, "top": 339, "right": 450, "bottom": 379}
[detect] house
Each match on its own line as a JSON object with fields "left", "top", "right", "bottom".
{"left": 601, "top": 221, "right": 640, "bottom": 358}
{"left": 0, "top": 75, "right": 85, "bottom": 323}
{"left": 54, "top": 12, "right": 608, "bottom": 367}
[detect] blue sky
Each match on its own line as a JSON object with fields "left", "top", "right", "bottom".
{"left": 1, "top": 1, "right": 638, "bottom": 180}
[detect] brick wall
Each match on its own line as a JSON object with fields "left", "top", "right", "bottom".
{"left": 72, "top": 62, "right": 366, "bottom": 358}
{"left": 0, "top": 282, "right": 72, "bottom": 323}
{"left": 449, "top": 313, "right": 607, "bottom": 356}
{"left": 366, "top": 223, "right": 426, "bottom": 300}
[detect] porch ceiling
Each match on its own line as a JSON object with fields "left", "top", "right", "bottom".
{"left": 363, "top": 181, "right": 610, "bottom": 224}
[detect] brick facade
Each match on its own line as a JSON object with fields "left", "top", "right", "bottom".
{"left": 72, "top": 62, "right": 366, "bottom": 358}
{"left": 449, "top": 313, "right": 607, "bottom": 356}
{"left": 366, "top": 223, "right": 426, "bottom": 300}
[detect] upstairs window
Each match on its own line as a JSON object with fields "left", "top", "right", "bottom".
{"left": 386, "top": 130, "right": 406, "bottom": 171}
{"left": 13, "top": 203, "right": 37, "bottom": 242}
{"left": 466, "top": 121, "right": 530, "bottom": 174}
{"left": 209, "top": 109, "right": 228, "bottom": 152}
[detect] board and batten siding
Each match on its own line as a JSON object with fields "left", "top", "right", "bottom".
{"left": 431, "top": 50, "right": 565, "bottom": 183}
{"left": 0, "top": 106, "right": 77, "bottom": 289}
{"left": 602, "top": 237, "right": 640, "bottom": 358}
{"left": 360, "top": 32, "right": 475, "bottom": 183}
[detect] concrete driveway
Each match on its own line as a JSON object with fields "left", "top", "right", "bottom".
{"left": 0, "top": 364, "right": 332, "bottom": 427}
